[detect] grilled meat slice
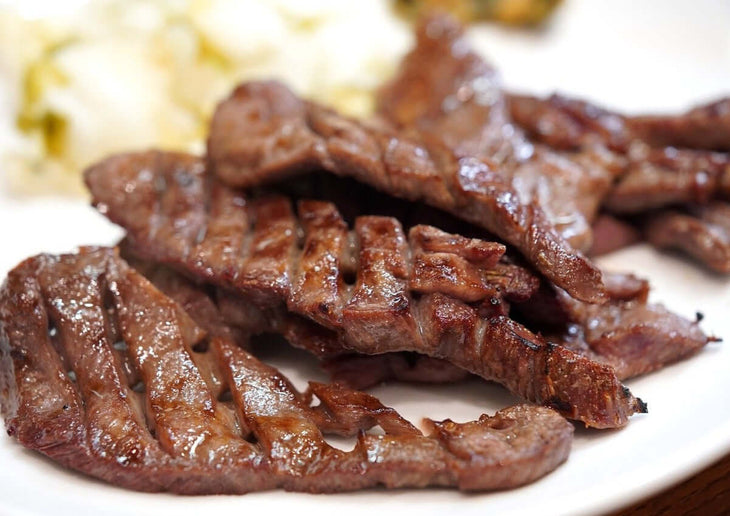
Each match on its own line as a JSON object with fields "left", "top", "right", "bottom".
{"left": 603, "top": 146, "right": 730, "bottom": 214}
{"left": 206, "top": 22, "right": 609, "bottom": 304}
{"left": 0, "top": 248, "right": 574, "bottom": 493}
{"left": 86, "top": 151, "right": 647, "bottom": 428}
{"left": 549, "top": 273, "right": 712, "bottom": 379}
{"left": 507, "top": 93, "right": 631, "bottom": 152}
{"left": 124, "top": 247, "right": 473, "bottom": 389}
{"left": 645, "top": 202, "right": 730, "bottom": 273}
{"left": 507, "top": 93, "right": 730, "bottom": 214}
{"left": 376, "top": 16, "right": 613, "bottom": 253}
{"left": 588, "top": 214, "right": 642, "bottom": 257}
{"left": 628, "top": 98, "right": 730, "bottom": 152}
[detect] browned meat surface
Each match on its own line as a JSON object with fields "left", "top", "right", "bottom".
{"left": 548, "top": 273, "right": 712, "bottom": 379}
{"left": 207, "top": 19, "right": 609, "bottom": 304}
{"left": 603, "top": 146, "right": 730, "bottom": 214}
{"left": 124, "top": 246, "right": 473, "bottom": 389}
{"left": 507, "top": 93, "right": 730, "bottom": 215}
{"left": 127, "top": 239, "right": 709, "bottom": 395}
{"left": 0, "top": 248, "right": 574, "bottom": 493}
{"left": 589, "top": 214, "right": 642, "bottom": 257}
{"left": 507, "top": 93, "right": 630, "bottom": 152}
{"left": 376, "top": 17, "right": 615, "bottom": 254}
{"left": 86, "top": 150, "right": 646, "bottom": 428}
{"left": 628, "top": 98, "right": 730, "bottom": 152}
{"left": 645, "top": 203, "right": 730, "bottom": 273}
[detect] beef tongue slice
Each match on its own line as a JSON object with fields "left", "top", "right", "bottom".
{"left": 376, "top": 16, "right": 613, "bottom": 251}
{"left": 628, "top": 98, "right": 730, "bottom": 152}
{"left": 507, "top": 93, "right": 730, "bottom": 215}
{"left": 86, "top": 150, "right": 648, "bottom": 428}
{"left": 0, "top": 248, "right": 574, "bottom": 493}
{"left": 645, "top": 202, "right": 730, "bottom": 273}
{"left": 206, "top": 19, "right": 608, "bottom": 304}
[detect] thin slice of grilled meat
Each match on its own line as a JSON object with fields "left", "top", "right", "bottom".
{"left": 645, "top": 202, "right": 730, "bottom": 273}
{"left": 207, "top": 22, "right": 609, "bottom": 304}
{"left": 86, "top": 151, "right": 648, "bottom": 428}
{"left": 628, "top": 98, "right": 730, "bottom": 152}
{"left": 602, "top": 145, "right": 730, "bottom": 214}
{"left": 507, "top": 93, "right": 730, "bottom": 214}
{"left": 588, "top": 214, "right": 642, "bottom": 257}
{"left": 0, "top": 248, "right": 574, "bottom": 493}
{"left": 549, "top": 273, "right": 713, "bottom": 380}
{"left": 376, "top": 16, "right": 613, "bottom": 253}
{"left": 123, "top": 246, "right": 473, "bottom": 390}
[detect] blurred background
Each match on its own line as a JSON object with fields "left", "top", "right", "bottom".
{"left": 0, "top": 0, "right": 728, "bottom": 196}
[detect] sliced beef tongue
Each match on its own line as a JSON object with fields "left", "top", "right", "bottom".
{"left": 507, "top": 93, "right": 631, "bottom": 153}
{"left": 542, "top": 272, "right": 712, "bottom": 380}
{"left": 602, "top": 145, "right": 730, "bottom": 214}
{"left": 507, "top": 93, "right": 730, "bottom": 215}
{"left": 86, "top": 150, "right": 647, "bottom": 428}
{"left": 628, "top": 98, "right": 730, "bottom": 152}
{"left": 0, "top": 248, "right": 574, "bottom": 493}
{"left": 124, "top": 244, "right": 473, "bottom": 390}
{"left": 645, "top": 202, "right": 730, "bottom": 273}
{"left": 207, "top": 29, "right": 609, "bottom": 303}
{"left": 376, "top": 16, "right": 612, "bottom": 253}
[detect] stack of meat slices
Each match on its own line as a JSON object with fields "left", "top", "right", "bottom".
{"left": 0, "top": 248, "right": 573, "bottom": 493}
{"left": 0, "top": 14, "right": 722, "bottom": 494}
{"left": 508, "top": 80, "right": 730, "bottom": 271}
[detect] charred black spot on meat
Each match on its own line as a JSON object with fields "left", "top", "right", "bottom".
{"left": 546, "top": 397, "right": 573, "bottom": 414}
{"left": 9, "top": 348, "right": 27, "bottom": 362}
{"left": 507, "top": 325, "right": 541, "bottom": 351}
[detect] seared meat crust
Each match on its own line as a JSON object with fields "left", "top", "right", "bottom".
{"left": 86, "top": 151, "right": 647, "bottom": 428}
{"left": 0, "top": 248, "right": 573, "bottom": 493}
{"left": 207, "top": 19, "right": 609, "bottom": 304}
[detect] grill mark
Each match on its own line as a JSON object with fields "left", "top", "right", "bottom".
{"left": 106, "top": 259, "right": 255, "bottom": 463}
{"left": 36, "top": 253, "right": 164, "bottom": 465}
{"left": 290, "top": 201, "right": 347, "bottom": 329}
{"left": 0, "top": 249, "right": 575, "bottom": 493}
{"left": 84, "top": 151, "right": 648, "bottom": 428}
{"left": 238, "top": 197, "right": 298, "bottom": 305}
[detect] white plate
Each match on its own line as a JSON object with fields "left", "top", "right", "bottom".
{"left": 1, "top": 1, "right": 730, "bottom": 515}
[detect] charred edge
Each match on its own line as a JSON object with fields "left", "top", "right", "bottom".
{"left": 544, "top": 341, "right": 556, "bottom": 376}
{"left": 546, "top": 396, "right": 573, "bottom": 415}
{"left": 636, "top": 397, "right": 648, "bottom": 413}
{"left": 695, "top": 311, "right": 704, "bottom": 323}
{"left": 507, "top": 326, "right": 540, "bottom": 351}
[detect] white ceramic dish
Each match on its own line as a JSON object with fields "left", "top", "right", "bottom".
{"left": 1, "top": 1, "right": 729, "bottom": 514}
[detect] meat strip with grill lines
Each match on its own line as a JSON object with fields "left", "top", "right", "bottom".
{"left": 206, "top": 20, "right": 609, "bottom": 304}
{"left": 123, "top": 247, "right": 475, "bottom": 389}
{"left": 545, "top": 273, "right": 713, "bottom": 380}
{"left": 0, "top": 248, "right": 574, "bottom": 493}
{"left": 86, "top": 150, "right": 647, "bottom": 428}
{"left": 124, "top": 236, "right": 711, "bottom": 394}
{"left": 507, "top": 93, "right": 730, "bottom": 214}
{"left": 375, "top": 15, "right": 613, "bottom": 253}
